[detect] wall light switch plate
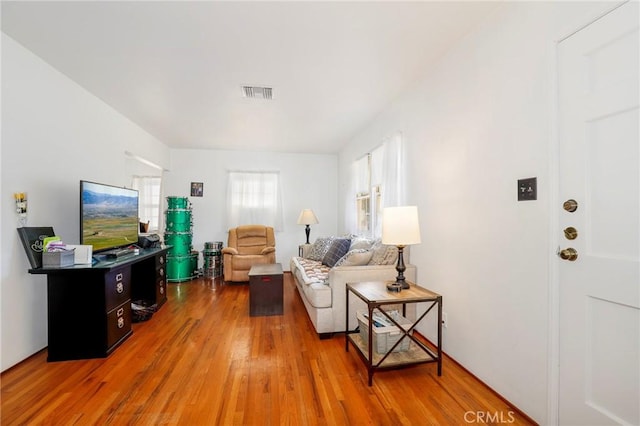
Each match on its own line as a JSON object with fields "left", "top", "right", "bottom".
{"left": 518, "top": 177, "right": 537, "bottom": 201}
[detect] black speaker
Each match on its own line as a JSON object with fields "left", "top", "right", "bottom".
{"left": 138, "top": 234, "right": 161, "bottom": 249}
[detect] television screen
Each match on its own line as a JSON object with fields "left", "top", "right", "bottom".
{"left": 80, "top": 180, "right": 139, "bottom": 253}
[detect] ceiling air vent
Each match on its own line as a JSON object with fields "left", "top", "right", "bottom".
{"left": 242, "top": 86, "right": 273, "bottom": 100}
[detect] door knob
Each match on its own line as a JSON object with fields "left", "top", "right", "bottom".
{"left": 563, "top": 199, "right": 578, "bottom": 212}
{"left": 558, "top": 247, "right": 578, "bottom": 261}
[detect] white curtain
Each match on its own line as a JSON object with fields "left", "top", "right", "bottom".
{"left": 380, "top": 132, "right": 405, "bottom": 208}
{"left": 344, "top": 160, "right": 362, "bottom": 235}
{"left": 353, "top": 155, "right": 370, "bottom": 195}
{"left": 226, "top": 171, "right": 283, "bottom": 231}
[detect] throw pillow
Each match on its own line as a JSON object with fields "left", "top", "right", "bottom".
{"left": 307, "top": 237, "right": 334, "bottom": 261}
{"left": 368, "top": 243, "right": 399, "bottom": 265}
{"left": 322, "top": 238, "right": 351, "bottom": 267}
{"left": 334, "top": 249, "right": 373, "bottom": 267}
{"left": 379, "top": 245, "right": 399, "bottom": 265}
{"left": 349, "top": 237, "right": 374, "bottom": 251}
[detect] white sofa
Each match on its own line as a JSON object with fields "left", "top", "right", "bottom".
{"left": 290, "top": 237, "right": 416, "bottom": 338}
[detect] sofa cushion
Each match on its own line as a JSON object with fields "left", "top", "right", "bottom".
{"left": 335, "top": 249, "right": 373, "bottom": 267}
{"left": 322, "top": 238, "right": 351, "bottom": 267}
{"left": 301, "top": 282, "right": 332, "bottom": 308}
{"left": 307, "top": 237, "right": 334, "bottom": 261}
{"left": 231, "top": 254, "right": 272, "bottom": 271}
{"left": 291, "top": 257, "right": 330, "bottom": 284}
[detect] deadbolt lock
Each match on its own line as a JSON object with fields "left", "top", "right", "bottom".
{"left": 563, "top": 199, "right": 578, "bottom": 212}
{"left": 559, "top": 247, "right": 578, "bottom": 261}
{"left": 563, "top": 227, "right": 578, "bottom": 240}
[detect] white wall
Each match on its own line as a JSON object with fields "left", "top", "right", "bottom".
{"left": 338, "top": 2, "right": 613, "bottom": 423}
{"left": 0, "top": 33, "right": 337, "bottom": 371}
{"left": 163, "top": 149, "right": 338, "bottom": 269}
{"left": 0, "top": 35, "right": 170, "bottom": 371}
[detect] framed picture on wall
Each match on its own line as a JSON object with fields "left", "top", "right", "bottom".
{"left": 190, "top": 182, "right": 203, "bottom": 197}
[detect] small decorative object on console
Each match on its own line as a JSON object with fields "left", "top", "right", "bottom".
{"left": 43, "top": 249, "right": 75, "bottom": 268}
{"left": 17, "top": 226, "right": 55, "bottom": 269}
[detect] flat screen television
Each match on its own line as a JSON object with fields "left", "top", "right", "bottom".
{"left": 80, "top": 180, "right": 139, "bottom": 253}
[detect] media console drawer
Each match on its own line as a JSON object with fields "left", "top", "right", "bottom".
{"left": 107, "top": 300, "right": 132, "bottom": 348}
{"left": 105, "top": 266, "right": 131, "bottom": 311}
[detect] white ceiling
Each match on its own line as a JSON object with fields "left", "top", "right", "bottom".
{"left": 1, "top": 1, "right": 501, "bottom": 154}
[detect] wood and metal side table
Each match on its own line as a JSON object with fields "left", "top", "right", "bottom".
{"left": 345, "top": 281, "right": 442, "bottom": 386}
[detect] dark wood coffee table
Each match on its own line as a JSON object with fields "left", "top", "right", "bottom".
{"left": 248, "top": 263, "right": 283, "bottom": 316}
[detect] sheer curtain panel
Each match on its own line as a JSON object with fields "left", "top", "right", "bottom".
{"left": 380, "top": 133, "right": 405, "bottom": 208}
{"left": 226, "top": 171, "right": 283, "bottom": 231}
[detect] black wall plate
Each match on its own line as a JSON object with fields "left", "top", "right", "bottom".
{"left": 518, "top": 177, "right": 537, "bottom": 201}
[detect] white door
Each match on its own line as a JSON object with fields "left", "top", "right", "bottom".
{"left": 557, "top": 2, "right": 639, "bottom": 425}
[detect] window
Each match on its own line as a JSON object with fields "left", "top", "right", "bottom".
{"left": 132, "top": 176, "right": 162, "bottom": 232}
{"left": 354, "top": 155, "right": 371, "bottom": 234}
{"left": 354, "top": 149, "right": 383, "bottom": 237}
{"left": 227, "top": 171, "right": 283, "bottom": 230}
{"left": 356, "top": 193, "right": 370, "bottom": 233}
{"left": 355, "top": 185, "right": 382, "bottom": 235}
{"left": 352, "top": 133, "right": 404, "bottom": 238}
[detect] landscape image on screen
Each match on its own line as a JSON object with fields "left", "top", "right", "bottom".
{"left": 81, "top": 181, "right": 139, "bottom": 252}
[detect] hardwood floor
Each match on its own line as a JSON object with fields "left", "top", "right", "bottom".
{"left": 1, "top": 273, "right": 535, "bottom": 425}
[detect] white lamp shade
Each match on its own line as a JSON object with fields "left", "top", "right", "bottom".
{"left": 297, "top": 209, "right": 319, "bottom": 225}
{"left": 382, "top": 206, "right": 421, "bottom": 246}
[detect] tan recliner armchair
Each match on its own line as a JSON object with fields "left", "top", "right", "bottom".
{"left": 222, "top": 225, "right": 276, "bottom": 282}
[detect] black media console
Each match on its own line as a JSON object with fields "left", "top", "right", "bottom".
{"left": 30, "top": 247, "right": 169, "bottom": 362}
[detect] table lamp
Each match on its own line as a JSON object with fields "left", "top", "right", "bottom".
{"left": 297, "top": 209, "right": 319, "bottom": 244}
{"left": 382, "top": 206, "right": 421, "bottom": 292}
